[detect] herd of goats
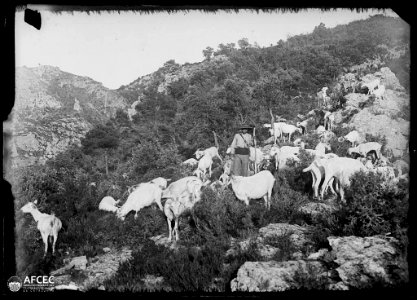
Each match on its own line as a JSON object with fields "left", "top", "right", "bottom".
{"left": 19, "top": 79, "right": 409, "bottom": 258}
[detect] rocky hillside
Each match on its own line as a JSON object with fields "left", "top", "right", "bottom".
{"left": 4, "top": 66, "right": 129, "bottom": 171}
{"left": 334, "top": 66, "right": 409, "bottom": 159}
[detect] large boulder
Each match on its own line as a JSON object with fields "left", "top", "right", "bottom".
{"left": 344, "top": 93, "right": 370, "bottom": 110}
{"left": 328, "top": 236, "right": 408, "bottom": 289}
{"left": 349, "top": 108, "right": 409, "bottom": 158}
{"left": 226, "top": 223, "right": 312, "bottom": 261}
{"left": 230, "top": 260, "right": 329, "bottom": 292}
{"left": 369, "top": 89, "right": 409, "bottom": 119}
{"left": 230, "top": 235, "right": 408, "bottom": 291}
{"left": 373, "top": 67, "right": 406, "bottom": 92}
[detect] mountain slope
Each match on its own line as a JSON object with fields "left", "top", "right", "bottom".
{"left": 5, "top": 65, "right": 129, "bottom": 171}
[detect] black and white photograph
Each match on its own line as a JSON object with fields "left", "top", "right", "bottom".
{"left": 3, "top": 5, "right": 413, "bottom": 295}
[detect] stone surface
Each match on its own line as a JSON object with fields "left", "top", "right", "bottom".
{"left": 230, "top": 260, "right": 329, "bottom": 292}
{"left": 297, "top": 202, "right": 336, "bottom": 217}
{"left": 230, "top": 234, "right": 408, "bottom": 291}
{"left": 328, "top": 235, "right": 408, "bottom": 288}
{"left": 50, "top": 247, "right": 132, "bottom": 292}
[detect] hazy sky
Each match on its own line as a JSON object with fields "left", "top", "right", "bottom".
{"left": 15, "top": 7, "right": 399, "bottom": 89}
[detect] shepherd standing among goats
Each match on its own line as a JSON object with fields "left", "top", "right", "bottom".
{"left": 229, "top": 124, "right": 254, "bottom": 177}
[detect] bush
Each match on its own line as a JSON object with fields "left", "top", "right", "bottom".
{"left": 104, "top": 239, "right": 225, "bottom": 292}
{"left": 311, "top": 171, "right": 409, "bottom": 241}
{"left": 341, "top": 171, "right": 408, "bottom": 237}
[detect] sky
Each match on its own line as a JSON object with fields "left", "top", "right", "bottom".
{"left": 15, "top": 7, "right": 400, "bottom": 90}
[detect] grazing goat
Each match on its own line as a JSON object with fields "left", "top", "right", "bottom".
{"left": 226, "top": 146, "right": 264, "bottom": 173}
{"left": 194, "top": 146, "right": 223, "bottom": 162}
{"left": 319, "top": 157, "right": 367, "bottom": 202}
{"left": 194, "top": 153, "right": 213, "bottom": 180}
{"left": 127, "top": 177, "right": 169, "bottom": 195}
{"left": 392, "top": 159, "right": 409, "bottom": 177}
{"left": 324, "top": 111, "right": 335, "bottom": 131}
{"left": 293, "top": 138, "right": 303, "bottom": 147}
{"left": 302, "top": 153, "right": 339, "bottom": 199}
{"left": 296, "top": 119, "right": 309, "bottom": 135}
{"left": 314, "top": 142, "right": 332, "bottom": 157}
{"left": 371, "top": 84, "right": 385, "bottom": 99}
{"left": 269, "top": 122, "right": 287, "bottom": 143}
{"left": 182, "top": 158, "right": 199, "bottom": 167}
{"left": 163, "top": 177, "right": 203, "bottom": 241}
{"left": 362, "top": 78, "right": 380, "bottom": 95}
{"left": 270, "top": 146, "right": 300, "bottom": 170}
{"left": 315, "top": 125, "right": 326, "bottom": 135}
{"left": 117, "top": 182, "right": 164, "bottom": 221}
{"left": 20, "top": 201, "right": 62, "bottom": 257}
{"left": 229, "top": 170, "right": 275, "bottom": 209}
{"left": 280, "top": 124, "right": 302, "bottom": 143}
{"left": 99, "top": 196, "right": 121, "bottom": 213}
{"left": 319, "top": 130, "right": 336, "bottom": 144}
{"left": 317, "top": 87, "right": 329, "bottom": 107}
{"left": 149, "top": 177, "right": 170, "bottom": 189}
{"left": 338, "top": 130, "right": 365, "bottom": 147}
{"left": 249, "top": 147, "right": 264, "bottom": 172}
{"left": 348, "top": 142, "right": 383, "bottom": 160}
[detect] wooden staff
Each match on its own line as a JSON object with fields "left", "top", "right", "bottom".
{"left": 253, "top": 126, "right": 258, "bottom": 174}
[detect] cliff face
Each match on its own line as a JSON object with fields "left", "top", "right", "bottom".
{"left": 4, "top": 66, "right": 129, "bottom": 174}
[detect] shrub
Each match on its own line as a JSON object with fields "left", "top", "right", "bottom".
{"left": 104, "top": 239, "right": 225, "bottom": 292}
{"left": 311, "top": 171, "right": 409, "bottom": 241}
{"left": 341, "top": 171, "right": 408, "bottom": 238}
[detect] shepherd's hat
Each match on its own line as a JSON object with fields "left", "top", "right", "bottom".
{"left": 238, "top": 124, "right": 254, "bottom": 130}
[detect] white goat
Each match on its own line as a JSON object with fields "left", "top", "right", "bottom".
{"left": 117, "top": 182, "right": 164, "bottom": 221}
{"left": 269, "top": 122, "right": 287, "bottom": 143}
{"left": 371, "top": 84, "right": 385, "bottom": 99}
{"left": 270, "top": 146, "right": 300, "bottom": 170}
{"left": 319, "top": 157, "right": 367, "bottom": 202}
{"left": 324, "top": 111, "right": 335, "bottom": 131}
{"left": 317, "top": 87, "right": 329, "bottom": 107}
{"left": 99, "top": 196, "right": 121, "bottom": 213}
{"left": 280, "top": 124, "right": 302, "bottom": 143}
{"left": 348, "top": 142, "right": 383, "bottom": 160}
{"left": 127, "top": 177, "right": 169, "bottom": 195}
{"left": 226, "top": 146, "right": 264, "bottom": 173}
{"left": 229, "top": 170, "right": 275, "bottom": 209}
{"left": 392, "top": 159, "right": 409, "bottom": 177}
{"left": 193, "top": 153, "right": 213, "bottom": 180}
{"left": 149, "top": 177, "right": 170, "bottom": 189}
{"left": 249, "top": 147, "right": 264, "bottom": 172}
{"left": 298, "top": 142, "right": 330, "bottom": 159}
{"left": 163, "top": 177, "right": 203, "bottom": 241}
{"left": 303, "top": 153, "right": 339, "bottom": 199}
{"left": 319, "top": 130, "right": 336, "bottom": 144}
{"left": 338, "top": 130, "right": 365, "bottom": 147}
{"left": 182, "top": 158, "right": 199, "bottom": 167}
{"left": 296, "top": 119, "right": 309, "bottom": 135}
{"left": 362, "top": 78, "right": 380, "bottom": 95}
{"left": 315, "top": 125, "right": 326, "bottom": 135}
{"left": 20, "top": 201, "right": 62, "bottom": 257}
{"left": 194, "top": 146, "right": 223, "bottom": 162}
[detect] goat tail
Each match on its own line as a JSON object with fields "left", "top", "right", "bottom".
{"left": 302, "top": 165, "right": 312, "bottom": 173}
{"left": 47, "top": 235, "right": 54, "bottom": 251}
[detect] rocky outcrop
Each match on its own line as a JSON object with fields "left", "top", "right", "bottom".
{"left": 230, "top": 235, "right": 408, "bottom": 291}
{"left": 335, "top": 67, "right": 409, "bottom": 159}
{"left": 50, "top": 247, "right": 132, "bottom": 291}
{"left": 231, "top": 260, "right": 329, "bottom": 292}
{"left": 328, "top": 236, "right": 408, "bottom": 289}
{"left": 4, "top": 66, "right": 129, "bottom": 175}
{"left": 226, "top": 223, "right": 312, "bottom": 261}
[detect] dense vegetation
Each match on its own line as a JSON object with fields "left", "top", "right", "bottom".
{"left": 12, "top": 15, "right": 409, "bottom": 291}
